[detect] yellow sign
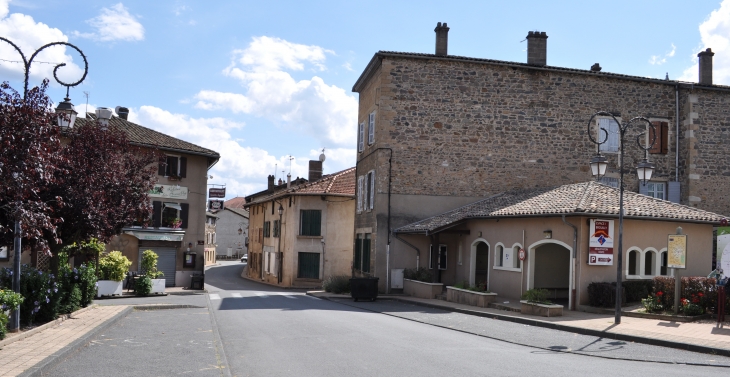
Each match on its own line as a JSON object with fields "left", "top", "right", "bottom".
{"left": 667, "top": 234, "right": 687, "bottom": 269}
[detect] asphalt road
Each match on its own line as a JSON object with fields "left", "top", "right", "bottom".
{"left": 47, "top": 261, "right": 730, "bottom": 376}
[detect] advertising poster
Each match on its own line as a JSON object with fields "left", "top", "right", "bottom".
{"left": 717, "top": 227, "right": 730, "bottom": 276}
{"left": 667, "top": 234, "right": 687, "bottom": 269}
{"left": 589, "top": 219, "right": 614, "bottom": 265}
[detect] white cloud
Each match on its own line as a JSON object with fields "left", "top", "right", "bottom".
{"left": 679, "top": 0, "right": 730, "bottom": 84}
{"left": 73, "top": 3, "right": 144, "bottom": 42}
{"left": 649, "top": 43, "right": 676, "bottom": 65}
{"left": 0, "top": 0, "right": 85, "bottom": 86}
{"left": 193, "top": 36, "right": 357, "bottom": 147}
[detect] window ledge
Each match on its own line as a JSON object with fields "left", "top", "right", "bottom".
{"left": 493, "top": 266, "right": 522, "bottom": 272}
{"left": 297, "top": 235, "right": 323, "bottom": 239}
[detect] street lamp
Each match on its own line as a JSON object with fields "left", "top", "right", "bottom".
{"left": 587, "top": 111, "right": 655, "bottom": 325}
{"left": 0, "top": 37, "right": 88, "bottom": 332}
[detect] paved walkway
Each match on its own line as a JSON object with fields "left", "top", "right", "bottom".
{"left": 309, "top": 291, "right": 730, "bottom": 356}
{"left": 0, "top": 306, "right": 129, "bottom": 377}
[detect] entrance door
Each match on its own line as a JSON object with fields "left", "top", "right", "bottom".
{"left": 297, "top": 252, "right": 320, "bottom": 279}
{"left": 532, "top": 243, "right": 570, "bottom": 306}
{"left": 474, "top": 243, "right": 489, "bottom": 288}
{"left": 139, "top": 247, "right": 176, "bottom": 287}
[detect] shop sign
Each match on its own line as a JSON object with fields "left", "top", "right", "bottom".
{"left": 149, "top": 184, "right": 188, "bottom": 200}
{"left": 209, "top": 188, "right": 226, "bottom": 198}
{"left": 589, "top": 219, "right": 614, "bottom": 265}
{"left": 208, "top": 199, "right": 224, "bottom": 211}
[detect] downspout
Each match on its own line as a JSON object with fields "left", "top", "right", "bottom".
{"left": 562, "top": 214, "right": 578, "bottom": 311}
{"left": 386, "top": 149, "right": 393, "bottom": 293}
{"left": 394, "top": 232, "right": 420, "bottom": 270}
{"left": 675, "top": 84, "right": 680, "bottom": 182}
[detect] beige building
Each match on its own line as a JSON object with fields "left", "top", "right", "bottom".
{"left": 244, "top": 166, "right": 355, "bottom": 287}
{"left": 395, "top": 182, "right": 724, "bottom": 310}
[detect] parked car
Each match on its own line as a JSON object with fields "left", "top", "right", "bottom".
{"left": 241, "top": 254, "right": 248, "bottom": 263}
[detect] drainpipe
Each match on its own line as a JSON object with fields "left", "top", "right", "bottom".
{"left": 675, "top": 84, "right": 679, "bottom": 182}
{"left": 562, "top": 214, "right": 578, "bottom": 311}
{"left": 386, "top": 149, "right": 392, "bottom": 293}
{"left": 394, "top": 232, "right": 420, "bottom": 270}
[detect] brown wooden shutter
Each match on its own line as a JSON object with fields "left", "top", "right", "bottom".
{"left": 660, "top": 122, "right": 669, "bottom": 154}
{"left": 181, "top": 203, "right": 189, "bottom": 229}
{"left": 152, "top": 201, "right": 161, "bottom": 228}
{"left": 158, "top": 160, "right": 166, "bottom": 176}
{"left": 179, "top": 157, "right": 187, "bottom": 178}
{"left": 649, "top": 121, "right": 661, "bottom": 154}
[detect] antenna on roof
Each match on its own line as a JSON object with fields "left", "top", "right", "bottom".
{"left": 83, "top": 91, "right": 90, "bottom": 115}
{"left": 274, "top": 163, "right": 278, "bottom": 181}
{"left": 288, "top": 155, "right": 294, "bottom": 174}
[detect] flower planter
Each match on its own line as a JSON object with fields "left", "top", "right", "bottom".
{"left": 150, "top": 279, "right": 166, "bottom": 294}
{"left": 350, "top": 277, "right": 379, "bottom": 302}
{"left": 446, "top": 286, "right": 497, "bottom": 308}
{"left": 97, "top": 280, "right": 123, "bottom": 297}
{"left": 404, "top": 279, "right": 444, "bottom": 299}
{"left": 520, "top": 300, "right": 563, "bottom": 317}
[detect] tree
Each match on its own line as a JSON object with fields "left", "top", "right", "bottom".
{"left": 0, "top": 81, "right": 67, "bottom": 252}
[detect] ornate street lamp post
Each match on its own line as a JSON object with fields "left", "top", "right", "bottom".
{"left": 0, "top": 37, "right": 88, "bottom": 332}
{"left": 587, "top": 111, "right": 655, "bottom": 325}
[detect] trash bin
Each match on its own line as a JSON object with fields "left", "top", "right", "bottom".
{"left": 350, "top": 277, "right": 379, "bottom": 302}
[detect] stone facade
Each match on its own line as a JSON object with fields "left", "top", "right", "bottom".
{"left": 353, "top": 30, "right": 730, "bottom": 293}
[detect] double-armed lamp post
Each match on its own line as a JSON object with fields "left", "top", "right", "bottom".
{"left": 0, "top": 37, "right": 88, "bottom": 332}
{"left": 586, "top": 111, "right": 656, "bottom": 325}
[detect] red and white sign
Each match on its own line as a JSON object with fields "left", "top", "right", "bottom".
{"left": 589, "top": 219, "right": 614, "bottom": 266}
{"left": 518, "top": 248, "right": 526, "bottom": 261}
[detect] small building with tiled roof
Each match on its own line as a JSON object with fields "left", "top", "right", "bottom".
{"left": 243, "top": 165, "right": 355, "bottom": 288}
{"left": 394, "top": 181, "right": 725, "bottom": 310}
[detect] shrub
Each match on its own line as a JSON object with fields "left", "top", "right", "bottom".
{"left": 140, "top": 250, "right": 164, "bottom": 279}
{"left": 522, "top": 288, "right": 551, "bottom": 304}
{"left": 98, "top": 251, "right": 131, "bottom": 282}
{"left": 135, "top": 276, "right": 152, "bottom": 296}
{"left": 323, "top": 275, "right": 350, "bottom": 294}
{"left": 587, "top": 282, "right": 626, "bottom": 308}
{"left": 652, "top": 277, "right": 675, "bottom": 310}
{"left": 403, "top": 267, "right": 432, "bottom": 283}
{"left": 0, "top": 265, "right": 58, "bottom": 326}
{"left": 452, "top": 280, "right": 488, "bottom": 292}
{"left": 680, "top": 297, "right": 704, "bottom": 316}
{"left": 623, "top": 280, "right": 653, "bottom": 303}
{"left": 0, "top": 289, "right": 23, "bottom": 340}
{"left": 76, "top": 264, "right": 97, "bottom": 307}
{"left": 641, "top": 294, "right": 663, "bottom": 313}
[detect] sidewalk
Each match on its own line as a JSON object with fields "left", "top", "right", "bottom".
{"left": 0, "top": 305, "right": 131, "bottom": 377}
{"left": 309, "top": 291, "right": 730, "bottom": 357}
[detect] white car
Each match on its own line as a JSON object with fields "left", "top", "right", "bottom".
{"left": 241, "top": 254, "right": 248, "bottom": 263}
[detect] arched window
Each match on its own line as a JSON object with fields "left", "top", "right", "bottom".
{"left": 628, "top": 249, "right": 640, "bottom": 275}
{"left": 644, "top": 251, "right": 654, "bottom": 275}
{"left": 512, "top": 246, "right": 521, "bottom": 268}
{"left": 495, "top": 245, "right": 504, "bottom": 267}
{"left": 660, "top": 251, "right": 668, "bottom": 276}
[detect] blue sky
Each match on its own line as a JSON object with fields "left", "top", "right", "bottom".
{"left": 1, "top": 0, "right": 728, "bottom": 199}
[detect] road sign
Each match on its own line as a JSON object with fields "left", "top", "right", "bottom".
{"left": 518, "top": 248, "right": 526, "bottom": 261}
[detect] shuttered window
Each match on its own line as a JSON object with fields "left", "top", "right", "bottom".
{"left": 354, "top": 235, "right": 362, "bottom": 270}
{"left": 429, "top": 244, "right": 447, "bottom": 270}
{"left": 298, "top": 252, "right": 320, "bottom": 279}
{"left": 598, "top": 118, "right": 619, "bottom": 153}
{"left": 358, "top": 123, "right": 365, "bottom": 152}
{"left": 300, "top": 210, "right": 321, "bottom": 236}
{"left": 369, "top": 171, "right": 375, "bottom": 210}
{"left": 264, "top": 221, "right": 271, "bottom": 238}
{"left": 362, "top": 234, "right": 371, "bottom": 273}
{"left": 357, "top": 176, "right": 364, "bottom": 213}
{"left": 649, "top": 121, "right": 669, "bottom": 154}
{"left": 368, "top": 112, "right": 375, "bottom": 145}
{"left": 273, "top": 220, "right": 280, "bottom": 237}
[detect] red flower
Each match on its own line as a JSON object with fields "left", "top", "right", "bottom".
{"left": 656, "top": 291, "right": 663, "bottom": 296}
{"left": 699, "top": 292, "right": 704, "bottom": 297}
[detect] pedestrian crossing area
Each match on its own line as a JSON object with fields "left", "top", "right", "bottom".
{"left": 208, "top": 292, "right": 319, "bottom": 300}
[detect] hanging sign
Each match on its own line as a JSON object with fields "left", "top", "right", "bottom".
{"left": 209, "top": 188, "right": 226, "bottom": 198}
{"left": 667, "top": 234, "right": 687, "bottom": 269}
{"left": 589, "top": 219, "right": 614, "bottom": 265}
{"left": 208, "top": 199, "right": 224, "bottom": 211}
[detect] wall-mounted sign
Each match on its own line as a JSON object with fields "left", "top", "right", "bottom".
{"left": 518, "top": 248, "right": 526, "bottom": 261}
{"left": 589, "top": 219, "right": 614, "bottom": 265}
{"left": 208, "top": 199, "right": 224, "bottom": 211}
{"left": 124, "top": 231, "right": 185, "bottom": 242}
{"left": 667, "top": 234, "right": 687, "bottom": 269}
{"left": 717, "top": 227, "right": 730, "bottom": 278}
{"left": 149, "top": 184, "right": 188, "bottom": 200}
{"left": 197, "top": 240, "right": 205, "bottom": 245}
{"left": 209, "top": 188, "right": 226, "bottom": 198}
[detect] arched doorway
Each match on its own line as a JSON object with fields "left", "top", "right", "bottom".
{"left": 528, "top": 240, "right": 572, "bottom": 308}
{"left": 474, "top": 242, "right": 489, "bottom": 288}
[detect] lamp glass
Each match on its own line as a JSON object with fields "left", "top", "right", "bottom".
{"left": 278, "top": 205, "right": 283, "bottom": 215}
{"left": 589, "top": 155, "right": 608, "bottom": 179}
{"left": 55, "top": 98, "right": 78, "bottom": 128}
{"left": 636, "top": 159, "right": 655, "bottom": 183}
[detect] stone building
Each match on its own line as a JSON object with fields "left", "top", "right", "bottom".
{"left": 213, "top": 203, "right": 250, "bottom": 260}
{"left": 352, "top": 23, "right": 730, "bottom": 293}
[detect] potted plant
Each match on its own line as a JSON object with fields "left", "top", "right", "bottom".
{"left": 171, "top": 218, "right": 182, "bottom": 229}
{"left": 446, "top": 281, "right": 497, "bottom": 308}
{"left": 140, "top": 249, "right": 165, "bottom": 294}
{"left": 402, "top": 267, "right": 444, "bottom": 299}
{"left": 520, "top": 288, "right": 563, "bottom": 317}
{"left": 97, "top": 251, "right": 131, "bottom": 297}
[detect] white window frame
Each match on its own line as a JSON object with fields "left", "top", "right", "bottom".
{"left": 358, "top": 123, "right": 365, "bottom": 152}
{"left": 625, "top": 247, "right": 666, "bottom": 279}
{"left": 161, "top": 202, "right": 182, "bottom": 228}
{"left": 368, "top": 111, "right": 375, "bottom": 145}
{"left": 597, "top": 117, "right": 620, "bottom": 153}
{"left": 164, "top": 154, "right": 181, "bottom": 177}
{"left": 357, "top": 175, "right": 364, "bottom": 213}
{"left": 647, "top": 182, "right": 666, "bottom": 200}
{"left": 493, "top": 242, "right": 522, "bottom": 272}
{"left": 494, "top": 244, "right": 504, "bottom": 267}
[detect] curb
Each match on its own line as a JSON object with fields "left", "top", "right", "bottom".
{"left": 17, "top": 306, "right": 133, "bottom": 377}
{"left": 167, "top": 290, "right": 207, "bottom": 295}
{"left": 310, "top": 293, "right": 730, "bottom": 360}
{"left": 132, "top": 304, "right": 206, "bottom": 310}
{"left": 206, "top": 294, "right": 232, "bottom": 377}
{"left": 0, "top": 305, "right": 97, "bottom": 349}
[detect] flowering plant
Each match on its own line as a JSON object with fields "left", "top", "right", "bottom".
{"left": 641, "top": 292, "right": 663, "bottom": 313}
{"left": 680, "top": 294, "right": 704, "bottom": 316}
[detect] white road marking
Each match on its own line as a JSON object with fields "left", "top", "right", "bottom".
{"left": 303, "top": 295, "right": 321, "bottom": 300}
{"left": 231, "top": 293, "right": 242, "bottom": 298}
{"left": 209, "top": 293, "right": 221, "bottom": 300}
{"left": 282, "top": 294, "right": 296, "bottom": 299}
{"left": 255, "top": 293, "right": 268, "bottom": 297}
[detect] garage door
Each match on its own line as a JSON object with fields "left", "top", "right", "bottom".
{"left": 138, "top": 247, "right": 177, "bottom": 287}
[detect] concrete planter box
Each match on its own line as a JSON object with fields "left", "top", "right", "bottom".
{"left": 446, "top": 286, "right": 497, "bottom": 308}
{"left": 520, "top": 300, "right": 563, "bottom": 317}
{"left": 403, "top": 279, "right": 444, "bottom": 299}
{"left": 96, "top": 280, "right": 123, "bottom": 297}
{"left": 150, "top": 279, "right": 166, "bottom": 294}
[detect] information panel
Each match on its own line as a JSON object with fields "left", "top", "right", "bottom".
{"left": 589, "top": 219, "right": 614, "bottom": 265}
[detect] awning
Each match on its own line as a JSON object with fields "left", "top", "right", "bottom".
{"left": 163, "top": 202, "right": 182, "bottom": 211}
{"left": 124, "top": 229, "right": 185, "bottom": 242}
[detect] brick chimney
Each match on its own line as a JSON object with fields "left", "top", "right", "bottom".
{"left": 308, "top": 160, "right": 323, "bottom": 182}
{"left": 267, "top": 175, "right": 275, "bottom": 192}
{"left": 698, "top": 48, "right": 714, "bottom": 85}
{"left": 526, "top": 31, "right": 548, "bottom": 66}
{"left": 435, "top": 22, "right": 449, "bottom": 56}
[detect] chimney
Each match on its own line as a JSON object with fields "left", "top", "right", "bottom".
{"left": 434, "top": 22, "right": 449, "bottom": 56}
{"left": 278, "top": 178, "right": 283, "bottom": 185}
{"left": 287, "top": 173, "right": 291, "bottom": 188}
{"left": 308, "top": 160, "right": 323, "bottom": 182}
{"left": 267, "top": 175, "right": 275, "bottom": 192}
{"left": 115, "top": 106, "right": 129, "bottom": 120}
{"left": 698, "top": 48, "right": 714, "bottom": 85}
{"left": 95, "top": 107, "right": 113, "bottom": 128}
{"left": 526, "top": 31, "right": 548, "bottom": 66}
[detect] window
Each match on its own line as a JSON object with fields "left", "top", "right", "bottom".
{"left": 161, "top": 202, "right": 181, "bottom": 228}
{"left": 598, "top": 118, "right": 619, "bottom": 153}
{"left": 354, "top": 233, "right": 371, "bottom": 273}
{"left": 512, "top": 246, "right": 521, "bottom": 268}
{"left": 599, "top": 177, "right": 619, "bottom": 188}
{"left": 368, "top": 112, "right": 375, "bottom": 145}
{"left": 428, "top": 244, "right": 447, "bottom": 270}
{"left": 159, "top": 155, "right": 187, "bottom": 178}
{"left": 358, "top": 123, "right": 365, "bottom": 152}
{"left": 264, "top": 221, "right": 271, "bottom": 238}
{"left": 648, "top": 121, "right": 669, "bottom": 154}
{"left": 273, "top": 220, "right": 280, "bottom": 238}
{"left": 628, "top": 249, "right": 639, "bottom": 275}
{"left": 0, "top": 246, "right": 8, "bottom": 261}
{"left": 357, "top": 176, "right": 364, "bottom": 213}
{"left": 660, "top": 251, "right": 668, "bottom": 276}
{"left": 368, "top": 171, "right": 375, "bottom": 210}
{"left": 300, "top": 210, "right": 322, "bottom": 236}
{"left": 647, "top": 182, "right": 665, "bottom": 200}
{"left": 644, "top": 251, "right": 654, "bottom": 275}
{"left": 354, "top": 234, "right": 362, "bottom": 270}
{"left": 495, "top": 245, "right": 504, "bottom": 267}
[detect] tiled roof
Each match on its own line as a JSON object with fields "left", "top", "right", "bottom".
{"left": 245, "top": 167, "right": 356, "bottom": 206}
{"left": 74, "top": 115, "right": 220, "bottom": 158}
{"left": 225, "top": 197, "right": 247, "bottom": 209}
{"left": 396, "top": 181, "right": 725, "bottom": 234}
{"left": 225, "top": 207, "right": 249, "bottom": 219}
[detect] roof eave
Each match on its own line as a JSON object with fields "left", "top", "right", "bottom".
{"left": 352, "top": 53, "right": 383, "bottom": 93}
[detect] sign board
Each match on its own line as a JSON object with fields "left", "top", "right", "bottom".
{"left": 518, "top": 248, "right": 526, "bottom": 261}
{"left": 149, "top": 184, "right": 188, "bottom": 200}
{"left": 717, "top": 227, "right": 730, "bottom": 276}
{"left": 589, "top": 219, "right": 614, "bottom": 265}
{"left": 209, "top": 188, "right": 226, "bottom": 198}
{"left": 197, "top": 240, "right": 205, "bottom": 245}
{"left": 667, "top": 234, "right": 687, "bottom": 269}
{"left": 208, "top": 199, "right": 224, "bottom": 211}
